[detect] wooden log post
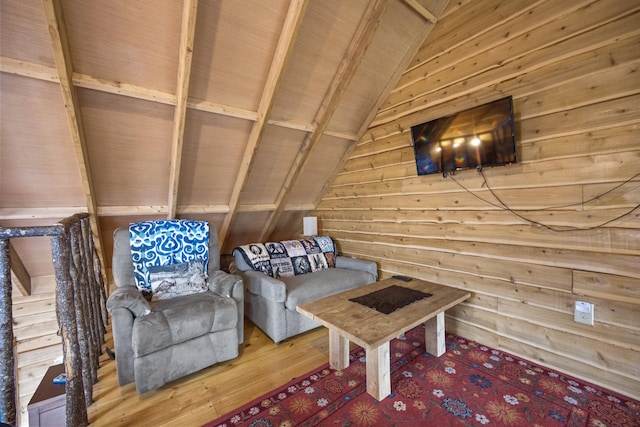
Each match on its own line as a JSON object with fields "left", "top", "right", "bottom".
{"left": 87, "top": 216, "right": 108, "bottom": 334}
{"left": 0, "top": 238, "right": 17, "bottom": 426}
{"left": 69, "top": 224, "right": 93, "bottom": 407}
{"left": 80, "top": 218, "right": 104, "bottom": 370}
{"left": 79, "top": 222, "right": 99, "bottom": 383}
{"left": 93, "top": 241, "right": 108, "bottom": 331}
{"left": 0, "top": 214, "right": 106, "bottom": 427}
{"left": 51, "top": 232, "right": 87, "bottom": 427}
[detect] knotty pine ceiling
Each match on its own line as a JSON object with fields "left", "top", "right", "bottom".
{"left": 1, "top": 0, "right": 448, "bottom": 286}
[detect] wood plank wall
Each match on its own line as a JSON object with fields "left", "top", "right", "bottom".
{"left": 317, "top": 0, "right": 640, "bottom": 398}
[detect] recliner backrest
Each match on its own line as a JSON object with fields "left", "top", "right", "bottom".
{"left": 112, "top": 221, "right": 221, "bottom": 288}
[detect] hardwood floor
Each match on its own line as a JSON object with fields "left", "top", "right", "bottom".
{"left": 87, "top": 321, "right": 333, "bottom": 426}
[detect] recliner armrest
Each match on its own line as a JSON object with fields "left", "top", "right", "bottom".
{"left": 237, "top": 270, "right": 286, "bottom": 303}
{"left": 336, "top": 256, "right": 378, "bottom": 280}
{"left": 208, "top": 269, "right": 245, "bottom": 344}
{"left": 208, "top": 270, "right": 243, "bottom": 299}
{"left": 106, "top": 286, "right": 151, "bottom": 317}
{"left": 110, "top": 307, "right": 135, "bottom": 386}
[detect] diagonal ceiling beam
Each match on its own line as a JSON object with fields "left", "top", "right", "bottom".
{"left": 402, "top": 0, "right": 438, "bottom": 23}
{"left": 218, "top": 0, "right": 309, "bottom": 248}
{"left": 167, "top": 0, "right": 199, "bottom": 219}
{"left": 10, "top": 244, "right": 31, "bottom": 297}
{"left": 260, "top": 0, "right": 392, "bottom": 240}
{"left": 311, "top": 3, "right": 437, "bottom": 210}
{"left": 41, "top": 0, "right": 106, "bottom": 282}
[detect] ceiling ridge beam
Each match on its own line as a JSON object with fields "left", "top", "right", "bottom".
{"left": 218, "top": 0, "right": 309, "bottom": 248}
{"left": 41, "top": 0, "right": 106, "bottom": 282}
{"left": 167, "top": 0, "right": 198, "bottom": 219}
{"left": 259, "top": 0, "right": 393, "bottom": 240}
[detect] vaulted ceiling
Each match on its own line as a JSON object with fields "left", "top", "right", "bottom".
{"left": 1, "top": 0, "right": 449, "bottom": 285}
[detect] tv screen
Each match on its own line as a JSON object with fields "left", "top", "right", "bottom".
{"left": 411, "top": 96, "right": 517, "bottom": 176}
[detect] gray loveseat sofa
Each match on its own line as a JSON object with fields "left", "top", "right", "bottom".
{"left": 106, "top": 220, "right": 244, "bottom": 393}
{"left": 232, "top": 237, "right": 377, "bottom": 344}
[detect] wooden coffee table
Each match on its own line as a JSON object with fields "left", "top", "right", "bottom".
{"left": 296, "top": 277, "right": 470, "bottom": 401}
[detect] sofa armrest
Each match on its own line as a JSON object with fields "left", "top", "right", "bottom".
{"left": 336, "top": 256, "right": 378, "bottom": 281}
{"left": 106, "top": 286, "right": 151, "bottom": 317}
{"left": 237, "top": 270, "right": 287, "bottom": 303}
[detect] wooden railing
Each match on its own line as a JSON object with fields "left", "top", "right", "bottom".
{"left": 0, "top": 213, "right": 107, "bottom": 427}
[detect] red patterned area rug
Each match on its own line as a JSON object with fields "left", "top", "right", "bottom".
{"left": 204, "top": 325, "right": 639, "bottom": 427}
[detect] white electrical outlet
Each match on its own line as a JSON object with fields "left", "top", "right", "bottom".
{"left": 574, "top": 301, "right": 594, "bottom": 326}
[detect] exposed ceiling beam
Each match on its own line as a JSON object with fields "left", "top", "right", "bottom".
{"left": 76, "top": 71, "right": 176, "bottom": 105}
{"left": 324, "top": 130, "right": 359, "bottom": 141}
{"left": 91, "top": 205, "right": 233, "bottom": 216}
{"left": 0, "top": 207, "right": 88, "bottom": 220}
{"left": 282, "top": 203, "right": 316, "bottom": 211}
{"left": 187, "top": 98, "right": 257, "bottom": 121}
{"left": 167, "top": 0, "right": 198, "bottom": 219}
{"left": 0, "top": 57, "right": 59, "bottom": 82}
{"left": 402, "top": 0, "right": 438, "bottom": 23}
{"left": 267, "top": 118, "right": 315, "bottom": 133}
{"left": 312, "top": 3, "right": 437, "bottom": 209}
{"left": 41, "top": 0, "right": 106, "bottom": 282}
{"left": 1, "top": 203, "right": 316, "bottom": 220}
{"left": 10, "top": 244, "right": 31, "bottom": 297}
{"left": 218, "top": 0, "right": 309, "bottom": 248}
{"left": 1, "top": 56, "right": 325, "bottom": 136}
{"left": 260, "top": 0, "right": 392, "bottom": 240}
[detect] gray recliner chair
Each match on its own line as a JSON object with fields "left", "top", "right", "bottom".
{"left": 106, "top": 221, "right": 243, "bottom": 393}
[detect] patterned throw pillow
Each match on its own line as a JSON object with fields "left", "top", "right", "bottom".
{"left": 147, "top": 260, "right": 208, "bottom": 301}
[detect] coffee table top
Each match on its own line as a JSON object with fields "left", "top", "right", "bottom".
{"left": 297, "top": 277, "right": 470, "bottom": 349}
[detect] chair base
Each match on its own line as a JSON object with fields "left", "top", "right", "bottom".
{"left": 133, "top": 328, "right": 239, "bottom": 393}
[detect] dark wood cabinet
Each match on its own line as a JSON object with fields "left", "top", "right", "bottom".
{"left": 27, "top": 364, "right": 65, "bottom": 427}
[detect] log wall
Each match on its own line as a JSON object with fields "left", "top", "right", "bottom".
{"left": 317, "top": 0, "right": 640, "bottom": 398}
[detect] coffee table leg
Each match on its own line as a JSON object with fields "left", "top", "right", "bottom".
{"left": 425, "top": 311, "right": 446, "bottom": 356}
{"left": 329, "top": 329, "right": 350, "bottom": 370}
{"left": 366, "top": 342, "right": 390, "bottom": 401}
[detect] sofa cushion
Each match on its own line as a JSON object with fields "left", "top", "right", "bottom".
{"left": 283, "top": 267, "right": 376, "bottom": 311}
{"left": 129, "top": 219, "right": 210, "bottom": 292}
{"left": 148, "top": 260, "right": 208, "bottom": 301}
{"left": 233, "top": 236, "right": 336, "bottom": 279}
{"left": 131, "top": 291, "right": 237, "bottom": 357}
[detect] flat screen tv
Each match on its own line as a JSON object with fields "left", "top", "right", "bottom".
{"left": 411, "top": 96, "right": 517, "bottom": 176}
